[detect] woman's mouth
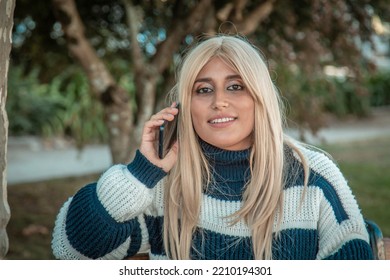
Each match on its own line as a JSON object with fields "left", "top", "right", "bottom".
{"left": 208, "top": 117, "right": 236, "bottom": 124}
{"left": 208, "top": 117, "right": 237, "bottom": 128}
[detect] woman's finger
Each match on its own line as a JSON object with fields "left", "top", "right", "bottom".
{"left": 139, "top": 103, "right": 179, "bottom": 171}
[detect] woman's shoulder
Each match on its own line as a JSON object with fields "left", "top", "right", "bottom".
{"left": 287, "top": 140, "right": 340, "bottom": 175}
{"left": 285, "top": 140, "right": 360, "bottom": 220}
{"left": 285, "top": 139, "right": 349, "bottom": 192}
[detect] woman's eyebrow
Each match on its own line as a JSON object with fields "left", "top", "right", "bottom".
{"left": 194, "top": 75, "right": 242, "bottom": 84}
{"left": 226, "top": 74, "right": 242, "bottom": 80}
{"left": 194, "top": 77, "right": 212, "bottom": 83}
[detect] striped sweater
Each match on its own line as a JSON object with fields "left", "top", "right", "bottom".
{"left": 52, "top": 141, "right": 373, "bottom": 260}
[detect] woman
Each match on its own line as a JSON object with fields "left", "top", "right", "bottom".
{"left": 52, "top": 35, "right": 373, "bottom": 260}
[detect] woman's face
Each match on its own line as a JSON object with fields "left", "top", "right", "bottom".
{"left": 190, "top": 57, "right": 255, "bottom": 151}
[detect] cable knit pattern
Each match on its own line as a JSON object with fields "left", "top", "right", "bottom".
{"left": 52, "top": 141, "right": 373, "bottom": 260}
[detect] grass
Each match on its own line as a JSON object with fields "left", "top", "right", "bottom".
{"left": 321, "top": 136, "right": 390, "bottom": 237}
{"left": 4, "top": 136, "right": 390, "bottom": 259}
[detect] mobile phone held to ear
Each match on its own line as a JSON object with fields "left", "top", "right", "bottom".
{"left": 158, "top": 122, "right": 166, "bottom": 159}
{"left": 159, "top": 103, "right": 180, "bottom": 159}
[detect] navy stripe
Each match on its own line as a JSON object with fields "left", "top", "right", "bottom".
{"left": 191, "top": 228, "right": 319, "bottom": 260}
{"left": 66, "top": 183, "right": 140, "bottom": 259}
{"left": 143, "top": 216, "right": 318, "bottom": 259}
{"left": 143, "top": 215, "right": 371, "bottom": 260}
{"left": 125, "top": 222, "right": 142, "bottom": 257}
{"left": 323, "top": 239, "right": 373, "bottom": 260}
{"left": 273, "top": 229, "right": 318, "bottom": 260}
{"left": 145, "top": 215, "right": 165, "bottom": 255}
{"left": 127, "top": 150, "right": 166, "bottom": 188}
{"left": 201, "top": 139, "right": 250, "bottom": 202}
{"left": 192, "top": 228, "right": 254, "bottom": 260}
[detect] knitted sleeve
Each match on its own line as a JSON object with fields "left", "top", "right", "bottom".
{"left": 51, "top": 150, "right": 166, "bottom": 259}
{"left": 305, "top": 149, "right": 373, "bottom": 260}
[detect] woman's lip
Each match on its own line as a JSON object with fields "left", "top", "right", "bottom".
{"left": 208, "top": 116, "right": 237, "bottom": 123}
{"left": 208, "top": 117, "right": 237, "bottom": 128}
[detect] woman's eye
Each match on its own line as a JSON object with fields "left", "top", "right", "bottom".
{"left": 196, "top": 87, "right": 213, "bottom": 94}
{"left": 227, "top": 84, "right": 244, "bottom": 91}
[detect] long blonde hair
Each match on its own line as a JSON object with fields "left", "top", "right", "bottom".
{"left": 163, "top": 35, "right": 308, "bottom": 259}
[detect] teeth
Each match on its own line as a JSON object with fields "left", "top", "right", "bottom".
{"left": 210, "top": 117, "right": 235, "bottom": 124}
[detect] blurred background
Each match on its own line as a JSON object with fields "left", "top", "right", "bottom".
{"left": 3, "top": 0, "right": 390, "bottom": 259}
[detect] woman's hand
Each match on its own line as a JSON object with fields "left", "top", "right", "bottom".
{"left": 139, "top": 103, "right": 179, "bottom": 172}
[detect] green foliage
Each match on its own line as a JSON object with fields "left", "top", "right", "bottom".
{"left": 7, "top": 64, "right": 108, "bottom": 147}
{"left": 275, "top": 64, "right": 348, "bottom": 132}
{"left": 275, "top": 64, "right": 389, "bottom": 132}
{"left": 366, "top": 70, "right": 390, "bottom": 107}
{"left": 47, "top": 67, "right": 108, "bottom": 147}
{"left": 7, "top": 65, "right": 64, "bottom": 136}
{"left": 320, "top": 70, "right": 390, "bottom": 118}
{"left": 325, "top": 78, "right": 371, "bottom": 118}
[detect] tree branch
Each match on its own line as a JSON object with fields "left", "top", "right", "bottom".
{"left": 239, "top": 0, "right": 275, "bottom": 35}
{"left": 122, "top": 0, "right": 145, "bottom": 74}
{"left": 52, "top": 0, "right": 116, "bottom": 96}
{"left": 233, "top": 0, "right": 248, "bottom": 21}
{"left": 152, "top": 0, "right": 213, "bottom": 74}
{"left": 221, "top": 0, "right": 275, "bottom": 35}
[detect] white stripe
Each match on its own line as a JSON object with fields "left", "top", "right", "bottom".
{"left": 137, "top": 214, "right": 152, "bottom": 253}
{"left": 277, "top": 186, "right": 320, "bottom": 231}
{"left": 96, "top": 164, "right": 154, "bottom": 222}
{"left": 199, "top": 195, "right": 251, "bottom": 237}
{"left": 149, "top": 252, "right": 169, "bottom": 260}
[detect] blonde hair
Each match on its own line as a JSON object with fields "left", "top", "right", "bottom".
{"left": 163, "top": 35, "right": 308, "bottom": 259}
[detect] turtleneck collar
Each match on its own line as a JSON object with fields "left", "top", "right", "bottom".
{"left": 200, "top": 139, "right": 251, "bottom": 165}
{"left": 199, "top": 139, "right": 251, "bottom": 200}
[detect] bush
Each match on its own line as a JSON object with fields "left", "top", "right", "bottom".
{"left": 366, "top": 70, "right": 390, "bottom": 107}
{"left": 7, "top": 65, "right": 64, "bottom": 136}
{"left": 325, "top": 78, "right": 371, "bottom": 118}
{"left": 7, "top": 64, "right": 108, "bottom": 147}
{"left": 275, "top": 64, "right": 385, "bottom": 133}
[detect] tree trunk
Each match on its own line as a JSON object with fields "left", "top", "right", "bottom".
{"left": 52, "top": 0, "right": 134, "bottom": 164}
{"left": 0, "top": 0, "right": 16, "bottom": 260}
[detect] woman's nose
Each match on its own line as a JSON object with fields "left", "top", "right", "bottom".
{"left": 211, "top": 90, "right": 229, "bottom": 110}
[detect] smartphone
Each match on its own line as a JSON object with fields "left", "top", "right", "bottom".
{"left": 159, "top": 103, "right": 180, "bottom": 159}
